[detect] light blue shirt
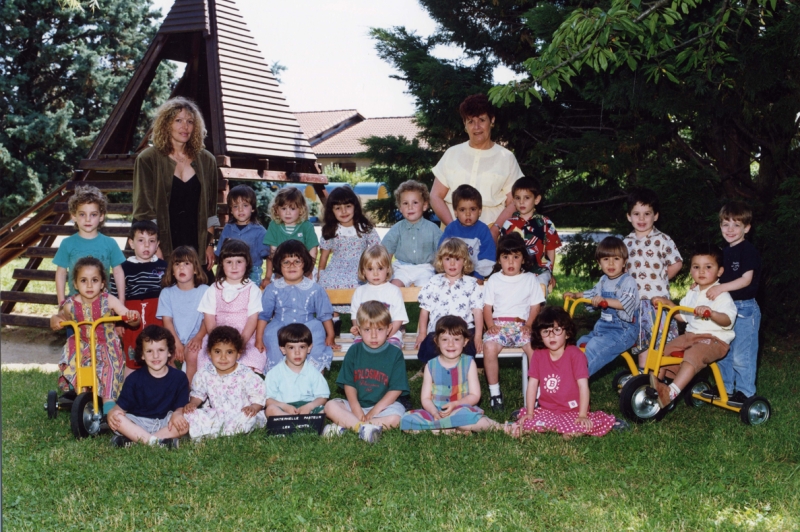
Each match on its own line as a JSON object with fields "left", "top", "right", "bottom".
{"left": 382, "top": 218, "right": 442, "bottom": 264}
{"left": 215, "top": 223, "right": 269, "bottom": 268}
{"left": 156, "top": 285, "right": 208, "bottom": 344}
{"left": 53, "top": 233, "right": 126, "bottom": 296}
{"left": 264, "top": 358, "right": 330, "bottom": 404}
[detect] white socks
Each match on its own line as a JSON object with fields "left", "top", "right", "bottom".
{"left": 489, "top": 383, "right": 501, "bottom": 397}
{"left": 669, "top": 383, "right": 681, "bottom": 400}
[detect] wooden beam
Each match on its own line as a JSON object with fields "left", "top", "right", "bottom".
{"left": 66, "top": 181, "right": 133, "bottom": 192}
{"left": 218, "top": 168, "right": 328, "bottom": 183}
{"left": 0, "top": 291, "right": 58, "bottom": 305}
{"left": 12, "top": 269, "right": 56, "bottom": 282}
{"left": 78, "top": 158, "right": 136, "bottom": 171}
{"left": 0, "top": 313, "right": 51, "bottom": 328}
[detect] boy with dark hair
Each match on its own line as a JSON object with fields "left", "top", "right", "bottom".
{"left": 500, "top": 177, "right": 562, "bottom": 290}
{"left": 264, "top": 324, "right": 330, "bottom": 417}
{"left": 438, "top": 184, "right": 496, "bottom": 279}
{"left": 650, "top": 245, "right": 737, "bottom": 409}
{"left": 54, "top": 185, "right": 126, "bottom": 308}
{"left": 107, "top": 325, "right": 190, "bottom": 448}
{"left": 623, "top": 186, "right": 683, "bottom": 368}
{"left": 701, "top": 202, "right": 761, "bottom": 406}
{"left": 110, "top": 220, "right": 168, "bottom": 373}
{"left": 323, "top": 301, "right": 410, "bottom": 443}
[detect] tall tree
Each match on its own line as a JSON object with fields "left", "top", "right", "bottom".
{"left": 0, "top": 0, "right": 174, "bottom": 224}
{"left": 368, "top": 0, "right": 800, "bottom": 331}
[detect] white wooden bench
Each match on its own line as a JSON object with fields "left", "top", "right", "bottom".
{"left": 325, "top": 286, "right": 531, "bottom": 401}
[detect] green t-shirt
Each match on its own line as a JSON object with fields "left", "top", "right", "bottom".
{"left": 53, "top": 233, "right": 126, "bottom": 296}
{"left": 263, "top": 220, "right": 319, "bottom": 250}
{"left": 336, "top": 342, "right": 409, "bottom": 408}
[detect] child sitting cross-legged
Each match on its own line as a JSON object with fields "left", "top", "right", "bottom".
{"left": 323, "top": 301, "right": 410, "bottom": 443}
{"left": 184, "top": 326, "right": 267, "bottom": 440}
{"left": 563, "top": 236, "right": 639, "bottom": 377}
{"left": 438, "top": 184, "right": 496, "bottom": 280}
{"left": 264, "top": 324, "right": 330, "bottom": 417}
{"left": 649, "top": 245, "right": 737, "bottom": 409}
{"left": 517, "top": 307, "right": 620, "bottom": 439}
{"left": 107, "top": 325, "right": 190, "bottom": 448}
{"left": 401, "top": 316, "right": 518, "bottom": 435}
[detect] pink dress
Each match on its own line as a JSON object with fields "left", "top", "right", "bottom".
{"left": 198, "top": 283, "right": 266, "bottom": 373}
{"left": 520, "top": 345, "right": 616, "bottom": 436}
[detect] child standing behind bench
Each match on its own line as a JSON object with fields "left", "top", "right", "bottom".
{"left": 323, "top": 301, "right": 410, "bottom": 443}
{"left": 264, "top": 324, "right": 330, "bottom": 417}
{"left": 705, "top": 202, "right": 762, "bottom": 406}
{"left": 382, "top": 180, "right": 442, "bottom": 288}
{"left": 564, "top": 237, "right": 639, "bottom": 376}
{"left": 109, "top": 221, "right": 167, "bottom": 374}
{"left": 650, "top": 245, "right": 737, "bottom": 409}
{"left": 624, "top": 187, "right": 683, "bottom": 368}
{"left": 263, "top": 187, "right": 319, "bottom": 281}
{"left": 54, "top": 185, "right": 126, "bottom": 310}
{"left": 500, "top": 177, "right": 562, "bottom": 290}
{"left": 438, "top": 184, "right": 496, "bottom": 280}
{"left": 216, "top": 185, "right": 270, "bottom": 286}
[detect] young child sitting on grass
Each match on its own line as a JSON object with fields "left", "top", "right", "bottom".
{"left": 563, "top": 236, "right": 639, "bottom": 376}
{"left": 382, "top": 180, "right": 442, "bottom": 287}
{"left": 401, "top": 316, "right": 517, "bottom": 435}
{"left": 264, "top": 324, "right": 330, "bottom": 417}
{"left": 107, "top": 325, "right": 190, "bottom": 448}
{"left": 323, "top": 301, "right": 410, "bottom": 443}
{"left": 650, "top": 245, "right": 737, "bottom": 409}
{"left": 517, "top": 307, "right": 620, "bottom": 439}
{"left": 438, "top": 184, "right": 496, "bottom": 280}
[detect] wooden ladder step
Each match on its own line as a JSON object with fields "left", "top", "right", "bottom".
{"left": 54, "top": 203, "right": 133, "bottom": 215}
{"left": 23, "top": 247, "right": 134, "bottom": 259}
{"left": 66, "top": 181, "right": 133, "bottom": 192}
{"left": 12, "top": 269, "right": 56, "bottom": 282}
{"left": 0, "top": 291, "right": 58, "bottom": 305}
{"left": 1, "top": 313, "right": 51, "bottom": 328}
{"left": 40, "top": 225, "right": 131, "bottom": 237}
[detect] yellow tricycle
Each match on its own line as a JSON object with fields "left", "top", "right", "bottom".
{"left": 45, "top": 315, "right": 126, "bottom": 439}
{"left": 618, "top": 303, "right": 771, "bottom": 425}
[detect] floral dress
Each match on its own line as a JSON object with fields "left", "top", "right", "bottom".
{"left": 318, "top": 225, "right": 380, "bottom": 313}
{"left": 58, "top": 293, "right": 125, "bottom": 401}
{"left": 184, "top": 363, "right": 267, "bottom": 439}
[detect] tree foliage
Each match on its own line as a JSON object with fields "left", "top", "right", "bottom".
{"left": 0, "top": 0, "right": 174, "bottom": 224}
{"left": 368, "top": 0, "right": 800, "bottom": 331}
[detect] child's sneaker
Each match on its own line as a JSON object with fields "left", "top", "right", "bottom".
{"left": 649, "top": 374, "right": 675, "bottom": 409}
{"left": 110, "top": 434, "right": 132, "bottom": 448}
{"left": 489, "top": 392, "right": 504, "bottom": 412}
{"left": 358, "top": 423, "right": 382, "bottom": 444}
{"left": 700, "top": 386, "right": 720, "bottom": 400}
{"left": 612, "top": 417, "right": 630, "bottom": 432}
{"left": 158, "top": 438, "right": 180, "bottom": 449}
{"left": 727, "top": 391, "right": 748, "bottom": 407}
{"left": 322, "top": 424, "right": 346, "bottom": 438}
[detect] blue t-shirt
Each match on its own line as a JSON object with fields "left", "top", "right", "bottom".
{"left": 53, "top": 233, "right": 126, "bottom": 296}
{"left": 439, "top": 219, "right": 497, "bottom": 279}
{"left": 215, "top": 223, "right": 269, "bottom": 269}
{"left": 116, "top": 365, "right": 190, "bottom": 419}
{"left": 156, "top": 285, "right": 208, "bottom": 345}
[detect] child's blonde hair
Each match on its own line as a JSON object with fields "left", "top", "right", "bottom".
{"left": 357, "top": 245, "right": 393, "bottom": 282}
{"left": 68, "top": 185, "right": 108, "bottom": 226}
{"left": 356, "top": 300, "right": 392, "bottom": 328}
{"left": 394, "top": 180, "right": 431, "bottom": 207}
{"left": 434, "top": 238, "right": 474, "bottom": 275}
{"left": 269, "top": 187, "right": 308, "bottom": 223}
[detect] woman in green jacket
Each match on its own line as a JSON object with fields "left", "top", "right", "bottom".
{"left": 133, "top": 97, "right": 219, "bottom": 276}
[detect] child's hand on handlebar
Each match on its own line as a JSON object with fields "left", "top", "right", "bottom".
{"left": 590, "top": 296, "right": 606, "bottom": 308}
{"left": 694, "top": 305, "right": 713, "bottom": 319}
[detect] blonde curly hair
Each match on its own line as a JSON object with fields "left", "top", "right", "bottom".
{"left": 151, "top": 97, "right": 207, "bottom": 159}
{"left": 434, "top": 238, "right": 474, "bottom": 275}
{"left": 269, "top": 187, "right": 308, "bottom": 224}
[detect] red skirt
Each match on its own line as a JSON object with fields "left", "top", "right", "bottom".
{"left": 121, "top": 298, "right": 162, "bottom": 369}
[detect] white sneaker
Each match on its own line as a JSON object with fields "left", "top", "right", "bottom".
{"left": 358, "top": 423, "right": 382, "bottom": 444}
{"left": 322, "top": 424, "right": 346, "bottom": 438}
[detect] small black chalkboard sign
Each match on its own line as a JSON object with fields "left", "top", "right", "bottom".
{"left": 266, "top": 414, "right": 326, "bottom": 436}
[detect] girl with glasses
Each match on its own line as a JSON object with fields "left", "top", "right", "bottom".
{"left": 516, "top": 307, "right": 620, "bottom": 439}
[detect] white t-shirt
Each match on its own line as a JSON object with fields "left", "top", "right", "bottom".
{"left": 197, "top": 281, "right": 262, "bottom": 316}
{"left": 350, "top": 283, "right": 409, "bottom": 343}
{"left": 431, "top": 141, "right": 523, "bottom": 226}
{"left": 483, "top": 272, "right": 545, "bottom": 320}
{"left": 679, "top": 281, "right": 737, "bottom": 344}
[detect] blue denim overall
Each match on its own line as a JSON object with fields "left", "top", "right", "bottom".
{"left": 577, "top": 277, "right": 639, "bottom": 376}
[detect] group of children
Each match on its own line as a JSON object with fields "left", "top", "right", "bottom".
{"left": 51, "top": 176, "right": 761, "bottom": 446}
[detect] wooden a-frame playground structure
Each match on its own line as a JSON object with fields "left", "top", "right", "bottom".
{"left": 0, "top": 0, "right": 329, "bottom": 328}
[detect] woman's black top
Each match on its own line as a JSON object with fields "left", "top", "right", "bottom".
{"left": 169, "top": 175, "right": 200, "bottom": 252}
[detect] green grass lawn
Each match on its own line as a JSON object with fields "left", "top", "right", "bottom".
{"left": 4, "top": 337, "right": 800, "bottom": 530}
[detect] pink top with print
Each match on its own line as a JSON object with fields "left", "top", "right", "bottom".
{"left": 528, "top": 346, "right": 587, "bottom": 414}
{"left": 624, "top": 228, "right": 682, "bottom": 300}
